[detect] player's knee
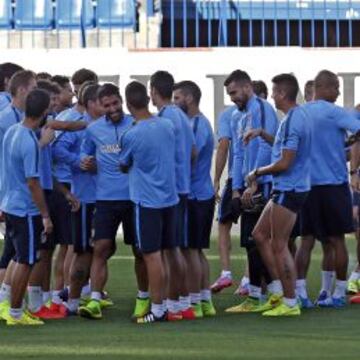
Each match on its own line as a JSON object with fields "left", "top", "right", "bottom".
{"left": 252, "top": 228, "right": 266, "bottom": 246}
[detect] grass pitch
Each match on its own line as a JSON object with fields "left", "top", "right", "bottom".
{"left": 0, "top": 237, "right": 359, "bottom": 360}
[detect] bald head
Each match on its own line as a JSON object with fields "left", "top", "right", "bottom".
{"left": 314, "top": 70, "right": 339, "bottom": 103}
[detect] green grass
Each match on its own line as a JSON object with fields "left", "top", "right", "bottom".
{"left": 0, "top": 237, "right": 359, "bottom": 360}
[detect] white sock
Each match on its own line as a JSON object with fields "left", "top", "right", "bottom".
{"left": 249, "top": 285, "right": 261, "bottom": 299}
{"left": 221, "top": 270, "right": 232, "bottom": 279}
{"left": 151, "top": 303, "right": 164, "bottom": 318}
{"left": 267, "top": 280, "right": 283, "bottom": 295}
{"left": 137, "top": 290, "right": 150, "bottom": 299}
{"left": 81, "top": 283, "right": 91, "bottom": 297}
{"left": 0, "top": 283, "right": 11, "bottom": 303}
{"left": 241, "top": 276, "right": 250, "bottom": 287}
{"left": 283, "top": 297, "right": 297, "bottom": 308}
{"left": 333, "top": 280, "right": 347, "bottom": 299}
{"left": 166, "top": 299, "right": 178, "bottom": 313}
{"left": 295, "top": 279, "right": 308, "bottom": 298}
{"left": 67, "top": 298, "right": 80, "bottom": 312}
{"left": 179, "top": 295, "right": 191, "bottom": 311}
{"left": 90, "top": 291, "right": 102, "bottom": 301}
{"left": 9, "top": 307, "right": 23, "bottom": 320}
{"left": 27, "top": 286, "right": 43, "bottom": 313}
{"left": 52, "top": 290, "right": 62, "bottom": 305}
{"left": 349, "top": 271, "right": 360, "bottom": 282}
{"left": 190, "top": 292, "right": 201, "bottom": 304}
{"left": 200, "top": 289, "right": 211, "bottom": 302}
{"left": 42, "top": 291, "right": 51, "bottom": 305}
{"left": 321, "top": 271, "right": 335, "bottom": 294}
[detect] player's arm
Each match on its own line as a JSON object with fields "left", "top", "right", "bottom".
{"left": 24, "top": 140, "right": 53, "bottom": 233}
{"left": 46, "top": 120, "right": 87, "bottom": 132}
{"left": 214, "top": 138, "right": 229, "bottom": 198}
{"left": 350, "top": 141, "right": 360, "bottom": 192}
{"left": 243, "top": 128, "right": 275, "bottom": 145}
{"left": 80, "top": 130, "right": 97, "bottom": 172}
{"left": 52, "top": 133, "right": 81, "bottom": 171}
{"left": 119, "top": 131, "right": 134, "bottom": 173}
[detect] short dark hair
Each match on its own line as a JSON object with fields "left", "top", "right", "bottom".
{"left": 314, "top": 70, "right": 338, "bottom": 89}
{"left": 150, "top": 71, "right": 174, "bottom": 99}
{"left": 272, "top": 73, "right": 299, "bottom": 102}
{"left": 9, "top": 70, "right": 36, "bottom": 97}
{"left": 36, "top": 72, "right": 52, "bottom": 81}
{"left": 71, "top": 68, "right": 98, "bottom": 86}
{"left": 51, "top": 75, "right": 70, "bottom": 88}
{"left": 81, "top": 83, "right": 101, "bottom": 108}
{"left": 173, "top": 81, "right": 202, "bottom": 105}
{"left": 25, "top": 89, "right": 50, "bottom": 118}
{"left": 0, "top": 62, "right": 24, "bottom": 91}
{"left": 252, "top": 80, "right": 268, "bottom": 99}
{"left": 125, "top": 81, "right": 149, "bottom": 109}
{"left": 97, "top": 83, "right": 122, "bottom": 101}
{"left": 305, "top": 80, "right": 314, "bottom": 89}
{"left": 37, "top": 80, "right": 61, "bottom": 95}
{"left": 224, "top": 70, "right": 252, "bottom": 87}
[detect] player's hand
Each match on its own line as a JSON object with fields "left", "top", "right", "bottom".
{"left": 351, "top": 173, "right": 360, "bottom": 193}
{"left": 39, "top": 127, "right": 55, "bottom": 147}
{"left": 65, "top": 193, "right": 81, "bottom": 212}
{"left": 246, "top": 170, "right": 257, "bottom": 186}
{"left": 80, "top": 156, "right": 97, "bottom": 172}
{"left": 42, "top": 216, "right": 53, "bottom": 235}
{"left": 214, "top": 180, "right": 221, "bottom": 203}
{"left": 243, "top": 128, "right": 262, "bottom": 145}
{"left": 241, "top": 182, "right": 258, "bottom": 208}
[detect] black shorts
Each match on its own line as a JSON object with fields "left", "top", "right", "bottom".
{"left": 5, "top": 213, "right": 43, "bottom": 265}
{"left": 71, "top": 203, "right": 95, "bottom": 254}
{"left": 271, "top": 190, "right": 309, "bottom": 214}
{"left": 188, "top": 197, "right": 215, "bottom": 249}
{"left": 134, "top": 204, "right": 177, "bottom": 253}
{"left": 217, "top": 178, "right": 233, "bottom": 224}
{"left": 94, "top": 200, "right": 135, "bottom": 245}
{"left": 0, "top": 219, "right": 15, "bottom": 269}
{"left": 300, "top": 183, "right": 353, "bottom": 238}
{"left": 49, "top": 183, "right": 72, "bottom": 245}
{"left": 240, "top": 212, "right": 261, "bottom": 249}
{"left": 176, "top": 194, "right": 189, "bottom": 248}
{"left": 39, "top": 190, "right": 56, "bottom": 250}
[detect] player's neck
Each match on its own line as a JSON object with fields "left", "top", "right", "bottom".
{"left": 22, "top": 117, "right": 39, "bottom": 130}
{"left": 281, "top": 102, "right": 297, "bottom": 114}
{"left": 156, "top": 98, "right": 172, "bottom": 111}
{"left": 187, "top": 106, "right": 200, "bottom": 118}
{"left": 12, "top": 97, "right": 25, "bottom": 112}
{"left": 133, "top": 109, "right": 153, "bottom": 122}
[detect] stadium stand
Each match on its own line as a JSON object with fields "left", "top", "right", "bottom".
{"left": 0, "top": 1, "right": 360, "bottom": 48}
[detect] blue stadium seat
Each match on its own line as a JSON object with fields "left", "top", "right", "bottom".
{"left": 14, "top": 0, "right": 53, "bottom": 30}
{"left": 96, "top": 0, "right": 136, "bottom": 28}
{"left": 56, "top": 0, "right": 95, "bottom": 29}
{"left": 0, "top": 0, "right": 12, "bottom": 29}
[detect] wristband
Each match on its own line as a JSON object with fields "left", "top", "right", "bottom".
{"left": 350, "top": 169, "right": 358, "bottom": 176}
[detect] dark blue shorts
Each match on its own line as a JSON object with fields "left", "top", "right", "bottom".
{"left": 49, "top": 183, "right": 72, "bottom": 245}
{"left": 71, "top": 203, "right": 95, "bottom": 254}
{"left": 94, "top": 200, "right": 135, "bottom": 245}
{"left": 271, "top": 190, "right": 309, "bottom": 214}
{"left": 5, "top": 213, "right": 43, "bottom": 265}
{"left": 134, "top": 204, "right": 177, "bottom": 253}
{"left": 217, "top": 178, "right": 233, "bottom": 224}
{"left": 300, "top": 183, "right": 353, "bottom": 238}
{"left": 188, "top": 197, "right": 215, "bottom": 249}
{"left": 352, "top": 191, "right": 360, "bottom": 207}
{"left": 176, "top": 194, "right": 189, "bottom": 248}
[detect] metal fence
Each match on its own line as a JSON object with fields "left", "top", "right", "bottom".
{"left": 0, "top": 0, "right": 360, "bottom": 49}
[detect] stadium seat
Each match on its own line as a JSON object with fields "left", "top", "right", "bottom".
{"left": 96, "top": 0, "right": 136, "bottom": 28}
{"left": 0, "top": 0, "right": 12, "bottom": 29}
{"left": 56, "top": 0, "right": 95, "bottom": 29}
{"left": 14, "top": 0, "right": 53, "bottom": 30}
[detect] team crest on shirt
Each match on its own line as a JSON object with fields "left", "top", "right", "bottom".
{"left": 100, "top": 144, "right": 121, "bottom": 154}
